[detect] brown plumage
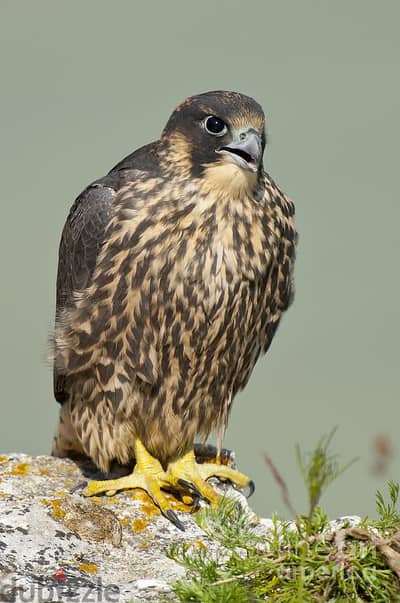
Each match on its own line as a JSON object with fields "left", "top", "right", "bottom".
{"left": 52, "top": 91, "right": 297, "bottom": 524}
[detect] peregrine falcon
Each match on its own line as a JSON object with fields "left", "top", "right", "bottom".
{"left": 53, "top": 91, "right": 297, "bottom": 528}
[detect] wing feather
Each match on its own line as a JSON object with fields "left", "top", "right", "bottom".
{"left": 54, "top": 183, "right": 116, "bottom": 401}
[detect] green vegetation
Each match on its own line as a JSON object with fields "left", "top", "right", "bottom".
{"left": 168, "top": 433, "right": 400, "bottom": 602}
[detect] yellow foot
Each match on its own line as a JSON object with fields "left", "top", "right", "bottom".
{"left": 165, "top": 449, "right": 255, "bottom": 505}
{"left": 193, "top": 443, "right": 255, "bottom": 496}
{"left": 82, "top": 439, "right": 186, "bottom": 530}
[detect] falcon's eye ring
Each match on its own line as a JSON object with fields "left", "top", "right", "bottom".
{"left": 204, "top": 115, "right": 228, "bottom": 136}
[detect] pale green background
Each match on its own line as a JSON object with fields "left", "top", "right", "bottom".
{"left": 1, "top": 0, "right": 399, "bottom": 519}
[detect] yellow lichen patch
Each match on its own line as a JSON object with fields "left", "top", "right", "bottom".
{"left": 0, "top": 455, "right": 8, "bottom": 463}
{"left": 165, "top": 491, "right": 193, "bottom": 513}
{"left": 132, "top": 517, "right": 147, "bottom": 531}
{"left": 119, "top": 517, "right": 130, "bottom": 526}
{"left": 41, "top": 498, "right": 66, "bottom": 519}
{"left": 7, "top": 462, "right": 29, "bottom": 476}
{"left": 78, "top": 563, "right": 98, "bottom": 574}
{"left": 130, "top": 491, "right": 161, "bottom": 516}
{"left": 130, "top": 490, "right": 154, "bottom": 504}
{"left": 38, "top": 468, "right": 52, "bottom": 477}
{"left": 140, "top": 502, "right": 161, "bottom": 517}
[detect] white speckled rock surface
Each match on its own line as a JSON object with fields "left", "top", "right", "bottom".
{"left": 0, "top": 453, "right": 254, "bottom": 602}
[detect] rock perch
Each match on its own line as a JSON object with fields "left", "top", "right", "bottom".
{"left": 0, "top": 453, "right": 254, "bottom": 602}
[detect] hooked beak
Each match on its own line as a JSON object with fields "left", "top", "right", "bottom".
{"left": 217, "top": 127, "right": 262, "bottom": 173}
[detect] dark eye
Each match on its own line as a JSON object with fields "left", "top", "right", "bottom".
{"left": 204, "top": 115, "right": 227, "bottom": 136}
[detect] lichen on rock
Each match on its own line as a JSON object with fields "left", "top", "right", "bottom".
{"left": 0, "top": 453, "right": 251, "bottom": 602}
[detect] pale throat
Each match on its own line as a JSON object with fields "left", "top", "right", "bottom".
{"left": 202, "top": 161, "right": 260, "bottom": 200}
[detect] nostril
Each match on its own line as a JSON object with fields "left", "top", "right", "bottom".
{"left": 239, "top": 132, "right": 246, "bottom": 140}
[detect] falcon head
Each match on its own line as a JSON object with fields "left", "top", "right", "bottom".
{"left": 162, "top": 91, "right": 266, "bottom": 194}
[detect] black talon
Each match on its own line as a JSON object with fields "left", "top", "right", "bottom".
{"left": 177, "top": 479, "right": 202, "bottom": 499}
{"left": 175, "top": 480, "right": 201, "bottom": 511}
{"left": 70, "top": 480, "right": 88, "bottom": 494}
{"left": 190, "top": 494, "right": 201, "bottom": 513}
{"left": 231, "top": 479, "right": 255, "bottom": 498}
{"left": 245, "top": 480, "right": 255, "bottom": 498}
{"left": 165, "top": 509, "right": 185, "bottom": 531}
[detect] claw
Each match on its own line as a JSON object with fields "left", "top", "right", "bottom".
{"left": 177, "top": 479, "right": 202, "bottom": 499}
{"left": 232, "top": 479, "right": 256, "bottom": 498}
{"left": 164, "top": 509, "right": 185, "bottom": 531}
{"left": 246, "top": 479, "right": 255, "bottom": 498}
{"left": 190, "top": 494, "right": 201, "bottom": 513}
{"left": 70, "top": 480, "right": 88, "bottom": 494}
{"left": 177, "top": 479, "right": 203, "bottom": 511}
